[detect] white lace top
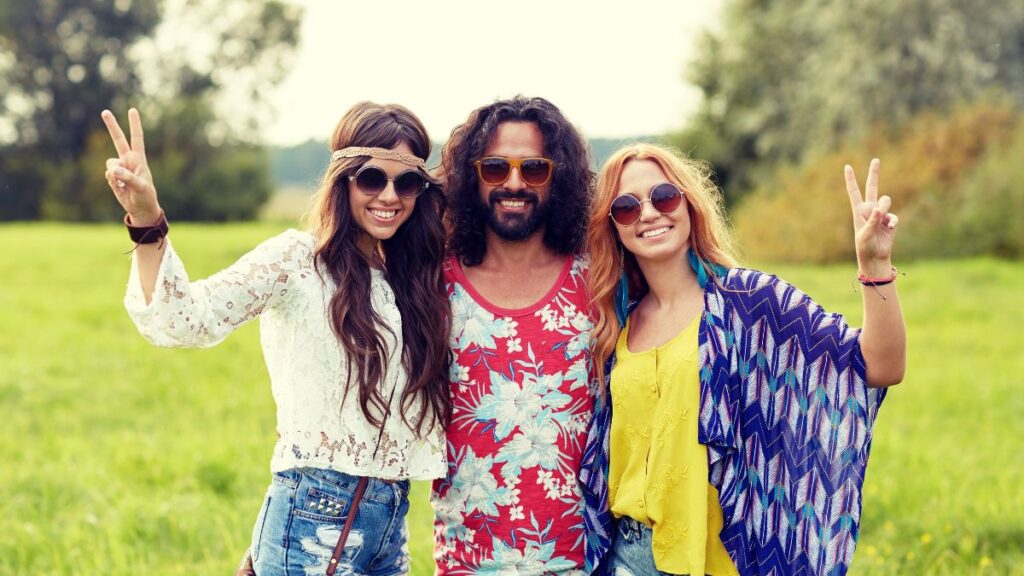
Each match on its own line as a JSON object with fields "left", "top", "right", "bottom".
{"left": 124, "top": 229, "right": 446, "bottom": 480}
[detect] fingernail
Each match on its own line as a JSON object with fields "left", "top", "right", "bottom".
{"left": 114, "top": 167, "right": 125, "bottom": 176}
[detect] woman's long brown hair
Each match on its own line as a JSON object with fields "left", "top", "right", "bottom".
{"left": 307, "top": 102, "right": 451, "bottom": 436}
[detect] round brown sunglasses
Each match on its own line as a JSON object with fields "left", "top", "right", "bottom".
{"left": 608, "top": 182, "right": 685, "bottom": 226}
{"left": 348, "top": 165, "right": 429, "bottom": 198}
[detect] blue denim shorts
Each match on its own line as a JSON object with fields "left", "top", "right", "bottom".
{"left": 250, "top": 467, "right": 411, "bottom": 576}
{"left": 609, "top": 517, "right": 676, "bottom": 576}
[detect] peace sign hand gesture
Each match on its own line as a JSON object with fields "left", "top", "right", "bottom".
{"left": 845, "top": 159, "right": 899, "bottom": 275}
{"left": 101, "top": 108, "right": 162, "bottom": 226}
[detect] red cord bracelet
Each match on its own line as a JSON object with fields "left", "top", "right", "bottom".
{"left": 857, "top": 266, "right": 898, "bottom": 287}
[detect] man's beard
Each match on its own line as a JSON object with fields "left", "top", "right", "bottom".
{"left": 478, "top": 189, "right": 551, "bottom": 241}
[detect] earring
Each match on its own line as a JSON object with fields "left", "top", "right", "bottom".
{"left": 614, "top": 246, "right": 629, "bottom": 328}
{"left": 687, "top": 248, "right": 727, "bottom": 289}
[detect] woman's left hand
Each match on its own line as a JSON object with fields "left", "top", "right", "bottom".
{"left": 844, "top": 159, "right": 898, "bottom": 273}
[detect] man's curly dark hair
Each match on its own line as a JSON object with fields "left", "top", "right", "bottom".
{"left": 440, "top": 96, "right": 593, "bottom": 266}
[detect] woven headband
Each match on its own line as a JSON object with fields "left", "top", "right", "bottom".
{"left": 330, "top": 146, "right": 426, "bottom": 168}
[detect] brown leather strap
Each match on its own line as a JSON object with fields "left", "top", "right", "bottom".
{"left": 233, "top": 547, "right": 255, "bottom": 576}
{"left": 325, "top": 477, "right": 370, "bottom": 576}
{"left": 125, "top": 210, "right": 169, "bottom": 244}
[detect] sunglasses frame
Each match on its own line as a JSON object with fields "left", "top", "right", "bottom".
{"left": 473, "top": 156, "right": 556, "bottom": 187}
{"left": 348, "top": 165, "right": 429, "bottom": 198}
{"left": 608, "top": 182, "right": 686, "bottom": 227}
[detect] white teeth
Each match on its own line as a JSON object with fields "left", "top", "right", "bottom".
{"left": 369, "top": 209, "right": 397, "bottom": 219}
{"left": 500, "top": 200, "right": 526, "bottom": 208}
{"left": 641, "top": 227, "right": 670, "bottom": 238}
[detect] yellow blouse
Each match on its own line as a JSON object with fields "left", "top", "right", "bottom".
{"left": 608, "top": 315, "right": 737, "bottom": 575}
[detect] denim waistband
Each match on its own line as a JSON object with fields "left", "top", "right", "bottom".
{"left": 618, "top": 516, "right": 652, "bottom": 540}
{"left": 274, "top": 467, "right": 410, "bottom": 506}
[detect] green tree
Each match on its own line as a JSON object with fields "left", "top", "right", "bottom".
{"left": 678, "top": 0, "right": 1024, "bottom": 202}
{"left": 0, "top": 0, "right": 302, "bottom": 221}
{"left": 0, "top": 0, "right": 159, "bottom": 219}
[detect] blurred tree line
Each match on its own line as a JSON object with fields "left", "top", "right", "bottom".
{"left": 674, "top": 0, "right": 1024, "bottom": 261}
{"left": 0, "top": 0, "right": 301, "bottom": 221}
{"left": 270, "top": 137, "right": 661, "bottom": 190}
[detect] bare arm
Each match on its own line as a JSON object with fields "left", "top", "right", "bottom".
{"left": 844, "top": 159, "right": 906, "bottom": 387}
{"left": 101, "top": 108, "right": 164, "bottom": 303}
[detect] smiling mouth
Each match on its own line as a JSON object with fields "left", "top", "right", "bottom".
{"left": 369, "top": 208, "right": 398, "bottom": 220}
{"left": 640, "top": 226, "right": 671, "bottom": 238}
{"left": 498, "top": 199, "right": 529, "bottom": 209}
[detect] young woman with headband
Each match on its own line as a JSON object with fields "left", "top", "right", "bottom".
{"left": 579, "top": 143, "right": 905, "bottom": 575}
{"left": 101, "top": 102, "right": 451, "bottom": 576}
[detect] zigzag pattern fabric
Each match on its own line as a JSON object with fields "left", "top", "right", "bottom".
{"left": 580, "top": 268, "right": 887, "bottom": 575}
{"left": 579, "top": 379, "right": 613, "bottom": 574}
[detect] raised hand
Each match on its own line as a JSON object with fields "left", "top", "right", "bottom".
{"left": 844, "top": 159, "right": 898, "bottom": 274}
{"left": 101, "top": 108, "right": 162, "bottom": 226}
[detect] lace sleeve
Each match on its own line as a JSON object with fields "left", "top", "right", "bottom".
{"left": 124, "top": 229, "right": 314, "bottom": 348}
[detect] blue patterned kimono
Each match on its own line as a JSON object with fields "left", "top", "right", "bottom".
{"left": 579, "top": 268, "right": 888, "bottom": 575}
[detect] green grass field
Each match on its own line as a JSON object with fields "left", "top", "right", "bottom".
{"left": 1, "top": 223, "right": 1021, "bottom": 575}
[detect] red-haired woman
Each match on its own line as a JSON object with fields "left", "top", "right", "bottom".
{"left": 101, "top": 102, "right": 450, "bottom": 576}
{"left": 580, "top": 143, "right": 904, "bottom": 575}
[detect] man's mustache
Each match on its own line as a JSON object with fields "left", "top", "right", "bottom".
{"left": 489, "top": 190, "right": 538, "bottom": 205}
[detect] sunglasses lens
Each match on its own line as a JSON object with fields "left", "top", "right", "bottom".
{"left": 354, "top": 167, "right": 387, "bottom": 194}
{"left": 610, "top": 195, "right": 642, "bottom": 226}
{"left": 520, "top": 159, "right": 553, "bottom": 186}
{"left": 394, "top": 171, "right": 426, "bottom": 197}
{"left": 478, "top": 158, "right": 511, "bottom": 185}
{"left": 650, "top": 183, "right": 683, "bottom": 214}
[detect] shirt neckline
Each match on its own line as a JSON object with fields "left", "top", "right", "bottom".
{"left": 448, "top": 254, "right": 575, "bottom": 317}
{"left": 620, "top": 312, "right": 701, "bottom": 356}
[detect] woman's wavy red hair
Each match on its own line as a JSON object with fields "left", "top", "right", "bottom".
{"left": 587, "top": 143, "right": 739, "bottom": 387}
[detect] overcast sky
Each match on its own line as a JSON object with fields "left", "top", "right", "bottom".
{"left": 263, "top": 1, "right": 724, "bottom": 146}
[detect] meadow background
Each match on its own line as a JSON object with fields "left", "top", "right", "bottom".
{"left": 2, "top": 224, "right": 1020, "bottom": 575}
{"left": 3, "top": 0, "right": 1024, "bottom": 574}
